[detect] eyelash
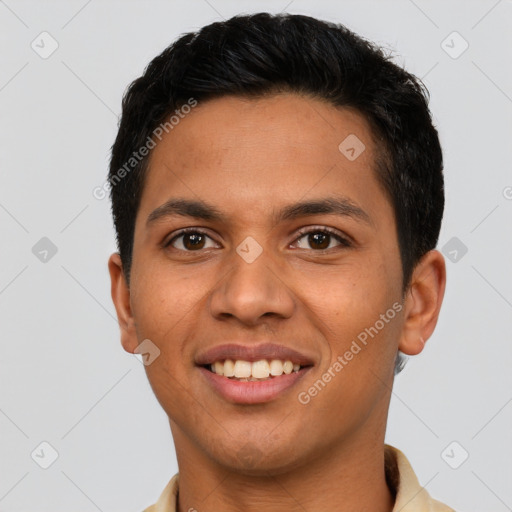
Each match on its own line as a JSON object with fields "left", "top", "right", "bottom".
{"left": 294, "top": 226, "right": 352, "bottom": 250}
{"left": 164, "top": 226, "right": 352, "bottom": 252}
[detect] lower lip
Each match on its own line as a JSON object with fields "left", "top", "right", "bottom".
{"left": 198, "top": 366, "right": 311, "bottom": 404}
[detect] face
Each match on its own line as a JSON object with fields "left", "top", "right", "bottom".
{"left": 112, "top": 93, "right": 414, "bottom": 475}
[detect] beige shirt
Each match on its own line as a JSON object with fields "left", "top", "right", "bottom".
{"left": 143, "top": 444, "right": 455, "bottom": 512}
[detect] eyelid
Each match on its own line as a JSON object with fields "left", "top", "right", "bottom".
{"left": 163, "top": 225, "right": 352, "bottom": 251}
{"left": 291, "top": 225, "right": 353, "bottom": 249}
{"left": 163, "top": 227, "right": 220, "bottom": 249}
{"left": 162, "top": 225, "right": 354, "bottom": 254}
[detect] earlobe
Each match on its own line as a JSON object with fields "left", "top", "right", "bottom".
{"left": 398, "top": 249, "right": 446, "bottom": 356}
{"left": 108, "top": 253, "right": 138, "bottom": 354}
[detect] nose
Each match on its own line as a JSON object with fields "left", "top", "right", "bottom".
{"left": 209, "top": 245, "right": 295, "bottom": 327}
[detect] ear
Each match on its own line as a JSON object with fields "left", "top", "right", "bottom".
{"left": 108, "top": 253, "right": 138, "bottom": 354}
{"left": 399, "top": 249, "right": 446, "bottom": 356}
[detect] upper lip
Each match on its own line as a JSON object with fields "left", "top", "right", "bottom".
{"left": 195, "top": 343, "right": 316, "bottom": 366}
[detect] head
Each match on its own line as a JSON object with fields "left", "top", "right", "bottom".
{"left": 108, "top": 13, "right": 445, "bottom": 475}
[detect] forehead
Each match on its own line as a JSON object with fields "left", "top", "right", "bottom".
{"left": 138, "top": 93, "right": 391, "bottom": 228}
{"left": 155, "top": 93, "right": 376, "bottom": 169}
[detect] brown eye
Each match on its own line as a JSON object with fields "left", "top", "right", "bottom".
{"left": 293, "top": 228, "right": 351, "bottom": 251}
{"left": 167, "top": 230, "right": 218, "bottom": 251}
{"left": 307, "top": 232, "right": 330, "bottom": 250}
{"left": 182, "top": 233, "right": 205, "bottom": 250}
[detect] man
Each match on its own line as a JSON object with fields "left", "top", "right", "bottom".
{"left": 108, "top": 12, "right": 452, "bottom": 511}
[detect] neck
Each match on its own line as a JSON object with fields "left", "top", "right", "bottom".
{"left": 171, "top": 426, "right": 395, "bottom": 512}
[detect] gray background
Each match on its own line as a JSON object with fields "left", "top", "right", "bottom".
{"left": 0, "top": 0, "right": 511, "bottom": 511}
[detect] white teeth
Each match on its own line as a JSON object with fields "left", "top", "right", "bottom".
{"left": 213, "top": 361, "right": 224, "bottom": 376}
{"left": 269, "top": 359, "right": 283, "bottom": 376}
{"left": 233, "top": 360, "right": 252, "bottom": 378}
{"left": 208, "top": 359, "right": 304, "bottom": 379}
{"left": 251, "top": 360, "right": 270, "bottom": 379}
{"left": 283, "top": 360, "right": 293, "bottom": 374}
{"left": 224, "top": 359, "right": 235, "bottom": 377}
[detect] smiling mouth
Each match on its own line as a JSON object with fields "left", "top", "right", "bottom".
{"left": 202, "top": 359, "right": 310, "bottom": 381}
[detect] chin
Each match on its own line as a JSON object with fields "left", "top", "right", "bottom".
{"left": 211, "top": 435, "right": 311, "bottom": 477}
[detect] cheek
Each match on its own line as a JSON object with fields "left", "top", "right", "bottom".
{"left": 129, "top": 262, "right": 212, "bottom": 353}
{"left": 295, "top": 250, "right": 401, "bottom": 385}
{"left": 291, "top": 251, "right": 394, "bottom": 331}
{"left": 125, "top": 244, "right": 203, "bottom": 416}
{"left": 302, "top": 294, "right": 402, "bottom": 437}
{"left": 129, "top": 266, "right": 213, "bottom": 412}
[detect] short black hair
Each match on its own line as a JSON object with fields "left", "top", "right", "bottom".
{"left": 109, "top": 12, "right": 444, "bottom": 293}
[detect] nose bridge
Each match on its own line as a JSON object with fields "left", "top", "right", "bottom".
{"left": 209, "top": 236, "right": 295, "bottom": 324}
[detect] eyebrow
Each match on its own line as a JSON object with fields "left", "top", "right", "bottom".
{"left": 277, "top": 197, "right": 372, "bottom": 226}
{"left": 146, "top": 196, "right": 373, "bottom": 227}
{"left": 147, "top": 198, "right": 226, "bottom": 225}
